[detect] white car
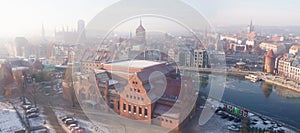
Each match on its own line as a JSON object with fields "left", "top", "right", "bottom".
{"left": 228, "top": 125, "right": 240, "bottom": 132}
{"left": 68, "top": 124, "right": 78, "bottom": 130}
{"left": 22, "top": 104, "right": 33, "bottom": 110}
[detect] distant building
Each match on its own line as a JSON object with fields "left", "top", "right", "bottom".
{"left": 136, "top": 19, "right": 146, "bottom": 43}
{"left": 130, "top": 19, "right": 147, "bottom": 51}
{"left": 247, "top": 20, "right": 254, "bottom": 34}
{"left": 264, "top": 50, "right": 275, "bottom": 74}
{"left": 178, "top": 50, "right": 193, "bottom": 67}
{"left": 14, "top": 37, "right": 29, "bottom": 57}
{"left": 77, "top": 19, "right": 87, "bottom": 43}
{"left": 289, "top": 45, "right": 300, "bottom": 55}
{"left": 167, "top": 49, "right": 178, "bottom": 62}
{"left": 144, "top": 49, "right": 161, "bottom": 61}
{"left": 55, "top": 19, "right": 87, "bottom": 43}
{"left": 274, "top": 55, "right": 283, "bottom": 74}
{"left": 230, "top": 43, "right": 247, "bottom": 53}
{"left": 0, "top": 46, "right": 9, "bottom": 59}
{"left": 270, "top": 36, "right": 284, "bottom": 42}
{"left": 278, "top": 54, "right": 300, "bottom": 82}
{"left": 259, "top": 42, "right": 285, "bottom": 55}
{"left": 80, "top": 49, "right": 115, "bottom": 73}
{"left": 193, "top": 49, "right": 209, "bottom": 68}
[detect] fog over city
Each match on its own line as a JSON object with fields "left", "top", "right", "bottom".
{"left": 1, "top": 0, "right": 300, "bottom": 37}
{"left": 1, "top": 0, "right": 300, "bottom": 133}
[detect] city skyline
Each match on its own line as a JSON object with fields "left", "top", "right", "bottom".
{"left": 1, "top": 0, "right": 300, "bottom": 37}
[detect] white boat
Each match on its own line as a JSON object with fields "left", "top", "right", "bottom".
{"left": 245, "top": 74, "right": 261, "bottom": 82}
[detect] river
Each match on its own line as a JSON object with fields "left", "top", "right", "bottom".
{"left": 196, "top": 72, "right": 300, "bottom": 129}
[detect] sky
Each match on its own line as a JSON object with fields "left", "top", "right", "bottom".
{"left": 0, "top": 0, "right": 300, "bottom": 37}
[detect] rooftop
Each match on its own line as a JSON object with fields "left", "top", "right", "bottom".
{"left": 107, "top": 60, "right": 165, "bottom": 69}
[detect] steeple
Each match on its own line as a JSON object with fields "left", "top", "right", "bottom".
{"left": 247, "top": 19, "right": 254, "bottom": 34}
{"left": 140, "top": 17, "right": 142, "bottom": 26}
{"left": 41, "top": 23, "right": 45, "bottom": 39}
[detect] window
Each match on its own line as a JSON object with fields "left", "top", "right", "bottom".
{"left": 134, "top": 88, "right": 136, "bottom": 92}
{"left": 137, "top": 89, "right": 140, "bottom": 93}
{"left": 139, "top": 107, "right": 142, "bottom": 115}
{"left": 141, "top": 98, "right": 144, "bottom": 101}
{"left": 130, "top": 88, "right": 132, "bottom": 91}
{"left": 126, "top": 94, "right": 129, "bottom": 98}
{"left": 134, "top": 96, "right": 136, "bottom": 99}
{"left": 144, "top": 108, "right": 148, "bottom": 116}
{"left": 170, "top": 120, "right": 173, "bottom": 123}
{"left": 117, "top": 101, "right": 120, "bottom": 110}
{"left": 134, "top": 106, "right": 137, "bottom": 114}
{"left": 123, "top": 103, "right": 126, "bottom": 111}
{"left": 128, "top": 104, "right": 131, "bottom": 112}
{"left": 138, "top": 97, "right": 140, "bottom": 100}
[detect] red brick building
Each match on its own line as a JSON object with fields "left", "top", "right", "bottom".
{"left": 75, "top": 60, "right": 196, "bottom": 130}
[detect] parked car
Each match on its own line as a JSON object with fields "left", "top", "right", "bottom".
{"left": 22, "top": 104, "right": 33, "bottom": 110}
{"left": 227, "top": 115, "right": 235, "bottom": 121}
{"left": 71, "top": 127, "right": 85, "bottom": 133}
{"left": 65, "top": 120, "right": 78, "bottom": 125}
{"left": 26, "top": 108, "right": 39, "bottom": 114}
{"left": 228, "top": 125, "right": 240, "bottom": 132}
{"left": 216, "top": 110, "right": 225, "bottom": 115}
{"left": 63, "top": 118, "right": 74, "bottom": 123}
{"left": 27, "top": 113, "right": 39, "bottom": 118}
{"left": 221, "top": 114, "right": 228, "bottom": 119}
{"left": 61, "top": 116, "right": 73, "bottom": 122}
{"left": 68, "top": 124, "right": 78, "bottom": 130}
{"left": 234, "top": 118, "right": 241, "bottom": 123}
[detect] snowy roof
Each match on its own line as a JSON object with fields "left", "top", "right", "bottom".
{"left": 107, "top": 60, "right": 165, "bottom": 69}
{"left": 12, "top": 66, "right": 29, "bottom": 70}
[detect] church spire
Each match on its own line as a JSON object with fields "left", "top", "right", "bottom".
{"left": 42, "top": 23, "right": 45, "bottom": 39}
{"left": 140, "top": 18, "right": 142, "bottom": 26}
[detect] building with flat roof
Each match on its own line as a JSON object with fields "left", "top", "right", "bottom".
{"left": 289, "top": 45, "right": 300, "bottom": 55}
{"left": 194, "top": 49, "right": 209, "bottom": 68}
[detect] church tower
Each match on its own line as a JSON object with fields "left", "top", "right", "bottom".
{"left": 247, "top": 20, "right": 254, "bottom": 34}
{"left": 136, "top": 18, "right": 146, "bottom": 43}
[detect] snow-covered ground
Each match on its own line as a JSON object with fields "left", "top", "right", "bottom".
{"left": 54, "top": 109, "right": 111, "bottom": 133}
{"left": 206, "top": 97, "right": 297, "bottom": 133}
{"left": 249, "top": 113, "right": 296, "bottom": 133}
{"left": 0, "top": 101, "right": 25, "bottom": 132}
{"left": 12, "top": 99, "right": 55, "bottom": 132}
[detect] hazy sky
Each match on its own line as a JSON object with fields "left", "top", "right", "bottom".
{"left": 0, "top": 0, "right": 300, "bottom": 37}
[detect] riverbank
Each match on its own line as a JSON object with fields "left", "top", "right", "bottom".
{"left": 261, "top": 75, "right": 300, "bottom": 93}
{"left": 179, "top": 67, "right": 253, "bottom": 76}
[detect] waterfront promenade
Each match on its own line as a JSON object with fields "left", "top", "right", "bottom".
{"left": 257, "top": 73, "right": 300, "bottom": 93}
{"left": 180, "top": 66, "right": 300, "bottom": 93}
{"left": 179, "top": 67, "right": 252, "bottom": 76}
